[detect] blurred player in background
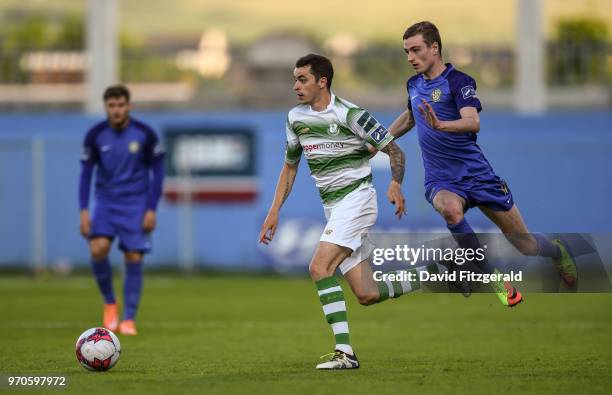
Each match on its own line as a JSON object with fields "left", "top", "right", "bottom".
{"left": 259, "top": 54, "right": 437, "bottom": 370}
{"left": 79, "top": 85, "right": 165, "bottom": 335}
{"left": 386, "top": 21, "right": 577, "bottom": 306}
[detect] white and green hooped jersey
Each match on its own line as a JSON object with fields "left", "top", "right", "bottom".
{"left": 285, "top": 93, "right": 394, "bottom": 205}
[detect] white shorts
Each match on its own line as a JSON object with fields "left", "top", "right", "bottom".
{"left": 320, "top": 185, "right": 377, "bottom": 275}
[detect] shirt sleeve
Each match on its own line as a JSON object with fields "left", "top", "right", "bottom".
{"left": 284, "top": 117, "right": 303, "bottom": 165}
{"left": 144, "top": 128, "right": 165, "bottom": 164}
{"left": 78, "top": 162, "right": 94, "bottom": 210}
{"left": 346, "top": 107, "right": 394, "bottom": 150}
{"left": 142, "top": 127, "right": 165, "bottom": 210}
{"left": 450, "top": 73, "right": 482, "bottom": 113}
{"left": 80, "top": 129, "right": 99, "bottom": 166}
{"left": 78, "top": 129, "right": 99, "bottom": 210}
{"left": 406, "top": 79, "right": 413, "bottom": 112}
{"left": 146, "top": 156, "right": 164, "bottom": 211}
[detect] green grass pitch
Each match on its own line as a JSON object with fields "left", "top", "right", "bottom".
{"left": 1, "top": 274, "right": 611, "bottom": 394}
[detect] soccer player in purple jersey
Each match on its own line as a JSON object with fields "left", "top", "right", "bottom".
{"left": 79, "top": 85, "right": 165, "bottom": 334}
{"left": 387, "top": 22, "right": 577, "bottom": 306}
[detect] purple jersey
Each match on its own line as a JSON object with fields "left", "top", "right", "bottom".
{"left": 79, "top": 118, "right": 164, "bottom": 209}
{"left": 407, "top": 63, "right": 496, "bottom": 188}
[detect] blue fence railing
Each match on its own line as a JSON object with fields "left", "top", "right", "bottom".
{"left": 0, "top": 110, "right": 610, "bottom": 271}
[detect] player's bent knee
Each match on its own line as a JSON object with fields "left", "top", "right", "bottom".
{"left": 308, "top": 262, "right": 333, "bottom": 281}
{"left": 308, "top": 264, "right": 325, "bottom": 280}
{"left": 89, "top": 237, "right": 111, "bottom": 261}
{"left": 440, "top": 205, "right": 464, "bottom": 225}
{"left": 124, "top": 252, "right": 143, "bottom": 263}
{"left": 356, "top": 290, "right": 379, "bottom": 306}
{"left": 90, "top": 243, "right": 110, "bottom": 261}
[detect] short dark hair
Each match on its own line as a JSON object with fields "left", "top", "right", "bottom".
{"left": 295, "top": 54, "right": 334, "bottom": 89}
{"left": 403, "top": 21, "right": 442, "bottom": 55}
{"left": 103, "top": 85, "right": 130, "bottom": 102}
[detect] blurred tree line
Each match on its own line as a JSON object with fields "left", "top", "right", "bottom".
{"left": 0, "top": 12, "right": 182, "bottom": 83}
{"left": 350, "top": 16, "right": 609, "bottom": 89}
{"left": 548, "top": 17, "right": 609, "bottom": 85}
{"left": 0, "top": 14, "right": 83, "bottom": 82}
{"left": 0, "top": 12, "right": 609, "bottom": 88}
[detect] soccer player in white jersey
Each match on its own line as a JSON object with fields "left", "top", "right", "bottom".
{"left": 259, "top": 54, "right": 419, "bottom": 370}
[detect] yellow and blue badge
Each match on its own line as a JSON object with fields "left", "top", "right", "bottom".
{"left": 431, "top": 88, "right": 442, "bottom": 103}
{"left": 129, "top": 141, "right": 140, "bottom": 153}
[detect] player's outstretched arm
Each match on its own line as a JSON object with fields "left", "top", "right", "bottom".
{"left": 418, "top": 99, "right": 480, "bottom": 133}
{"left": 388, "top": 109, "right": 415, "bottom": 138}
{"left": 380, "top": 141, "right": 407, "bottom": 219}
{"left": 259, "top": 162, "right": 299, "bottom": 244}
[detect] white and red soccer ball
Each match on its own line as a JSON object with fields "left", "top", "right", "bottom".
{"left": 75, "top": 327, "right": 121, "bottom": 371}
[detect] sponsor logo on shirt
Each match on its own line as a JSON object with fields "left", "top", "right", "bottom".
{"left": 129, "top": 141, "right": 140, "bottom": 153}
{"left": 328, "top": 123, "right": 339, "bottom": 136}
{"left": 100, "top": 145, "right": 111, "bottom": 152}
{"left": 369, "top": 126, "right": 388, "bottom": 143}
{"left": 461, "top": 85, "right": 477, "bottom": 100}
{"left": 303, "top": 142, "right": 345, "bottom": 152}
{"left": 431, "top": 88, "right": 442, "bottom": 102}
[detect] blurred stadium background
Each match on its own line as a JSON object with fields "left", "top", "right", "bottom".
{"left": 0, "top": 0, "right": 610, "bottom": 273}
{"left": 1, "top": 2, "right": 611, "bottom": 394}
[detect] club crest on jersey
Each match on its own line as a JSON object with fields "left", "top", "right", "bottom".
{"left": 431, "top": 88, "right": 442, "bottom": 102}
{"left": 129, "top": 141, "right": 140, "bottom": 153}
{"left": 328, "top": 123, "right": 339, "bottom": 136}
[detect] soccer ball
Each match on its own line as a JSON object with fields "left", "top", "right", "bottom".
{"left": 75, "top": 327, "right": 121, "bottom": 371}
